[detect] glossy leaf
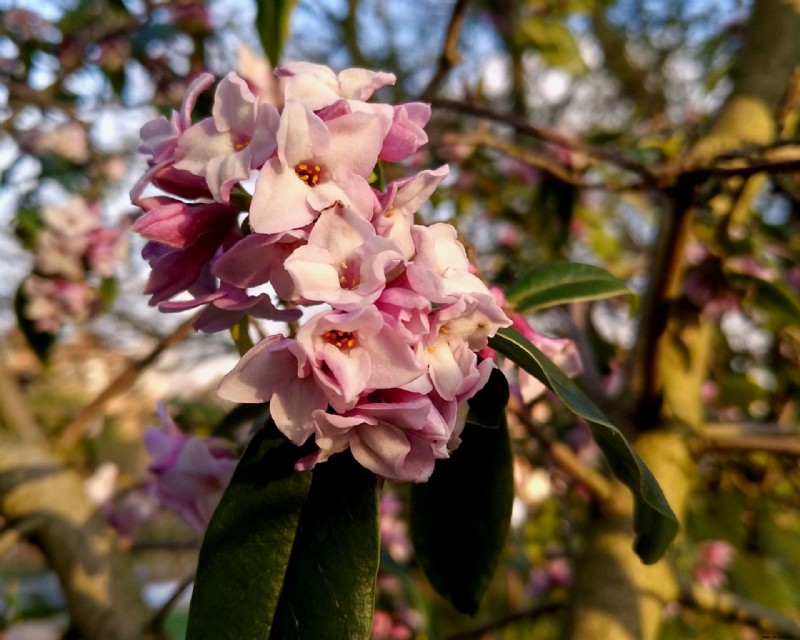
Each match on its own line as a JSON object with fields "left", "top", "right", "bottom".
{"left": 186, "top": 425, "right": 312, "bottom": 640}
{"left": 256, "top": 0, "right": 298, "bottom": 68}
{"left": 489, "top": 327, "right": 679, "bottom": 563}
{"left": 270, "top": 451, "right": 380, "bottom": 639}
{"left": 466, "top": 367, "right": 510, "bottom": 429}
{"left": 410, "top": 418, "right": 514, "bottom": 614}
{"left": 507, "top": 261, "right": 634, "bottom": 312}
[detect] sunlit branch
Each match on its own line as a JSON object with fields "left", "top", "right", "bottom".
{"left": 59, "top": 312, "right": 201, "bottom": 449}
{"left": 507, "top": 399, "right": 613, "bottom": 502}
{"left": 433, "top": 98, "right": 657, "bottom": 182}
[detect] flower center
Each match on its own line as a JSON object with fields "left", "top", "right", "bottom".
{"left": 338, "top": 261, "right": 361, "bottom": 290}
{"left": 233, "top": 134, "right": 252, "bottom": 151}
{"left": 323, "top": 329, "right": 357, "bottom": 350}
{"left": 295, "top": 161, "right": 322, "bottom": 187}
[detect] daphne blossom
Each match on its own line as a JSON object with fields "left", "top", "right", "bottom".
{"left": 133, "top": 61, "right": 511, "bottom": 482}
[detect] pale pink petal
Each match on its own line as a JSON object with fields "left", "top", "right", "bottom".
{"left": 217, "top": 335, "right": 292, "bottom": 403}
{"left": 271, "top": 377, "right": 328, "bottom": 444}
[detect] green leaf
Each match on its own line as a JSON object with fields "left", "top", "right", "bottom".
{"left": 98, "top": 277, "right": 119, "bottom": 313}
{"left": 186, "top": 425, "right": 312, "bottom": 640}
{"left": 507, "top": 262, "right": 634, "bottom": 312}
{"left": 519, "top": 18, "right": 588, "bottom": 75}
{"left": 270, "top": 451, "right": 379, "bottom": 639}
{"left": 466, "top": 367, "right": 510, "bottom": 429}
{"left": 256, "top": 0, "right": 298, "bottom": 67}
{"left": 14, "top": 285, "right": 56, "bottom": 365}
{"left": 489, "top": 327, "right": 679, "bottom": 564}
{"left": 729, "top": 273, "right": 800, "bottom": 327}
{"left": 410, "top": 418, "right": 514, "bottom": 614}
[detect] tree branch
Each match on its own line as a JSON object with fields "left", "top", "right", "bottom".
{"left": 420, "top": 0, "right": 469, "bottom": 100}
{"left": 680, "top": 581, "right": 800, "bottom": 638}
{"left": 0, "top": 349, "right": 153, "bottom": 640}
{"left": 59, "top": 312, "right": 200, "bottom": 449}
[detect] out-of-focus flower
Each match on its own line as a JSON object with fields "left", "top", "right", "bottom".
{"left": 371, "top": 610, "right": 412, "bottom": 640}
{"left": 379, "top": 491, "right": 412, "bottom": 564}
{"left": 693, "top": 540, "right": 735, "bottom": 589}
{"left": 527, "top": 557, "right": 573, "bottom": 598}
{"left": 143, "top": 402, "right": 238, "bottom": 532}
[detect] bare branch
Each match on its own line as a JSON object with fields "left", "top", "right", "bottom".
{"left": 59, "top": 312, "right": 201, "bottom": 449}
{"left": 420, "top": 0, "right": 469, "bottom": 100}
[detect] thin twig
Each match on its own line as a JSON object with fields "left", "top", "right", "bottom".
{"left": 433, "top": 98, "right": 657, "bottom": 182}
{"left": 147, "top": 572, "right": 196, "bottom": 634}
{"left": 445, "top": 600, "right": 563, "bottom": 640}
{"left": 680, "top": 581, "right": 800, "bottom": 638}
{"left": 420, "top": 0, "right": 470, "bottom": 100}
{"left": 508, "top": 399, "right": 612, "bottom": 502}
{"left": 690, "top": 434, "right": 800, "bottom": 457}
{"left": 59, "top": 312, "right": 200, "bottom": 449}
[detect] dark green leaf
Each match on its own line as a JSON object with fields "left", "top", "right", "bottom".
{"left": 186, "top": 425, "right": 312, "bottom": 640}
{"left": 489, "top": 327, "right": 679, "bottom": 563}
{"left": 410, "top": 418, "right": 514, "bottom": 615}
{"left": 14, "top": 285, "right": 56, "bottom": 365}
{"left": 507, "top": 262, "right": 634, "bottom": 312}
{"left": 730, "top": 273, "right": 800, "bottom": 327}
{"left": 270, "top": 451, "right": 379, "bottom": 639}
{"left": 256, "top": 0, "right": 298, "bottom": 68}
{"left": 466, "top": 367, "right": 510, "bottom": 429}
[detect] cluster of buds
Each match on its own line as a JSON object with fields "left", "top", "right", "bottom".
{"left": 20, "top": 196, "right": 127, "bottom": 333}
{"left": 132, "top": 62, "right": 511, "bottom": 482}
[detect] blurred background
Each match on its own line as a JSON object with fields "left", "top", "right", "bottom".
{"left": 2, "top": 0, "right": 800, "bottom": 638}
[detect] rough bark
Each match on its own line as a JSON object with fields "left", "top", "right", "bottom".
{"left": 0, "top": 354, "right": 153, "bottom": 640}
{"left": 563, "top": 1, "right": 800, "bottom": 639}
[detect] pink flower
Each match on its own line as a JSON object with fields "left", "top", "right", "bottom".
{"left": 175, "top": 72, "right": 281, "bottom": 203}
{"left": 132, "top": 73, "right": 216, "bottom": 202}
{"left": 279, "top": 62, "right": 397, "bottom": 111}
{"left": 248, "top": 99, "right": 391, "bottom": 234}
{"left": 371, "top": 610, "right": 412, "bottom": 640}
{"left": 284, "top": 206, "right": 405, "bottom": 309}
{"left": 305, "top": 388, "right": 454, "bottom": 482}
{"left": 294, "top": 306, "right": 424, "bottom": 412}
{"left": 158, "top": 282, "right": 301, "bottom": 333}
{"left": 406, "top": 223, "right": 494, "bottom": 302}
{"left": 22, "top": 276, "right": 95, "bottom": 333}
{"left": 218, "top": 335, "right": 328, "bottom": 445}
{"left": 132, "top": 196, "right": 238, "bottom": 249}
{"left": 144, "top": 403, "right": 238, "bottom": 532}
{"left": 212, "top": 230, "right": 305, "bottom": 301}
{"left": 693, "top": 540, "right": 735, "bottom": 589}
{"left": 379, "top": 491, "right": 412, "bottom": 563}
{"left": 509, "top": 314, "right": 582, "bottom": 403}
{"left": 373, "top": 166, "right": 449, "bottom": 260}
{"left": 380, "top": 102, "right": 432, "bottom": 162}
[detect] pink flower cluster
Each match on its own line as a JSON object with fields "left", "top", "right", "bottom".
{"left": 132, "top": 62, "right": 510, "bottom": 481}
{"left": 21, "top": 196, "right": 127, "bottom": 333}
